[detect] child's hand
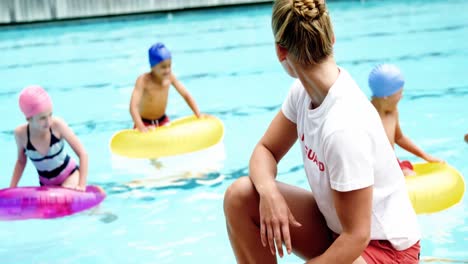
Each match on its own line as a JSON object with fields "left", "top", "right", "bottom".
{"left": 137, "top": 125, "right": 149, "bottom": 133}
{"left": 425, "top": 155, "right": 445, "bottom": 163}
{"left": 73, "top": 185, "right": 86, "bottom": 192}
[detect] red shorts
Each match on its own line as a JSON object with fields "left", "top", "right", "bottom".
{"left": 134, "top": 114, "right": 170, "bottom": 128}
{"left": 398, "top": 159, "right": 413, "bottom": 171}
{"left": 362, "top": 240, "right": 420, "bottom": 263}
{"left": 332, "top": 233, "right": 420, "bottom": 263}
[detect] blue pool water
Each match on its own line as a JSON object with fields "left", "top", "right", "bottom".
{"left": 0, "top": 0, "right": 467, "bottom": 263}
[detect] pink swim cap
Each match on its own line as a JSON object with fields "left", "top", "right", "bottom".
{"left": 18, "top": 85, "right": 53, "bottom": 118}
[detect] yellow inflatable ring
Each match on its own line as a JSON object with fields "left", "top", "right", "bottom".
{"left": 407, "top": 162, "right": 465, "bottom": 214}
{"left": 110, "top": 115, "right": 224, "bottom": 158}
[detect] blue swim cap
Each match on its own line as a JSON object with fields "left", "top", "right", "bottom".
{"left": 368, "top": 64, "right": 405, "bottom": 98}
{"left": 148, "top": 42, "right": 172, "bottom": 68}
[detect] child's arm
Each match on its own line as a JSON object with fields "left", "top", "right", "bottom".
{"left": 129, "top": 76, "right": 148, "bottom": 132}
{"left": 171, "top": 74, "right": 201, "bottom": 118}
{"left": 395, "top": 121, "right": 444, "bottom": 163}
{"left": 55, "top": 118, "right": 88, "bottom": 191}
{"left": 10, "top": 128, "right": 27, "bottom": 188}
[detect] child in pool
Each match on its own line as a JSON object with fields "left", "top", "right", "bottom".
{"left": 465, "top": 133, "right": 468, "bottom": 143}
{"left": 368, "top": 64, "right": 444, "bottom": 176}
{"left": 10, "top": 85, "right": 88, "bottom": 191}
{"left": 129, "top": 42, "right": 202, "bottom": 132}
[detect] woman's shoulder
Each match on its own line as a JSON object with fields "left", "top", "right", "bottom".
{"left": 287, "top": 79, "right": 307, "bottom": 100}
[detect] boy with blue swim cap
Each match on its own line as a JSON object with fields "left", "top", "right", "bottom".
{"left": 149, "top": 43, "right": 172, "bottom": 68}
{"left": 369, "top": 64, "right": 443, "bottom": 176}
{"left": 369, "top": 64, "right": 405, "bottom": 98}
{"left": 130, "top": 42, "right": 202, "bottom": 132}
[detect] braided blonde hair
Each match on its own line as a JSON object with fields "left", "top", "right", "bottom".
{"left": 272, "top": 0, "right": 334, "bottom": 64}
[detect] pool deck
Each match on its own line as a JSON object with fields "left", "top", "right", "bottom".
{"left": 0, "top": 0, "right": 273, "bottom": 25}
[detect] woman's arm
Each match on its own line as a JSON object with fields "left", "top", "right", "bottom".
{"left": 307, "top": 129, "right": 375, "bottom": 263}
{"left": 55, "top": 118, "right": 88, "bottom": 191}
{"left": 250, "top": 111, "right": 298, "bottom": 197}
{"left": 307, "top": 187, "right": 372, "bottom": 263}
{"left": 251, "top": 111, "right": 302, "bottom": 257}
{"left": 171, "top": 74, "right": 201, "bottom": 118}
{"left": 10, "top": 128, "right": 27, "bottom": 188}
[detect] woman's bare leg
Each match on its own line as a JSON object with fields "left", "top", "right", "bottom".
{"left": 224, "top": 176, "right": 332, "bottom": 264}
{"left": 354, "top": 256, "right": 367, "bottom": 263}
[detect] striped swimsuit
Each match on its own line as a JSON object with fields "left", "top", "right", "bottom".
{"left": 24, "top": 125, "right": 78, "bottom": 186}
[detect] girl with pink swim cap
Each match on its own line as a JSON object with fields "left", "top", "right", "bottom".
{"left": 10, "top": 85, "right": 88, "bottom": 191}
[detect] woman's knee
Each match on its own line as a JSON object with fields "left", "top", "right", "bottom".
{"left": 224, "top": 176, "right": 257, "bottom": 216}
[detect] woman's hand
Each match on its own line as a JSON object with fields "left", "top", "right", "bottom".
{"left": 259, "top": 188, "right": 301, "bottom": 258}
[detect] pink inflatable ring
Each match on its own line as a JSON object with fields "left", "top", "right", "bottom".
{"left": 0, "top": 185, "right": 106, "bottom": 220}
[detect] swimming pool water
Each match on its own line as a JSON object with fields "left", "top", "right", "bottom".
{"left": 0, "top": 0, "right": 467, "bottom": 263}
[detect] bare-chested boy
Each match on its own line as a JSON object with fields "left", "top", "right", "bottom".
{"left": 130, "top": 42, "right": 201, "bottom": 132}
{"left": 368, "top": 64, "right": 443, "bottom": 176}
